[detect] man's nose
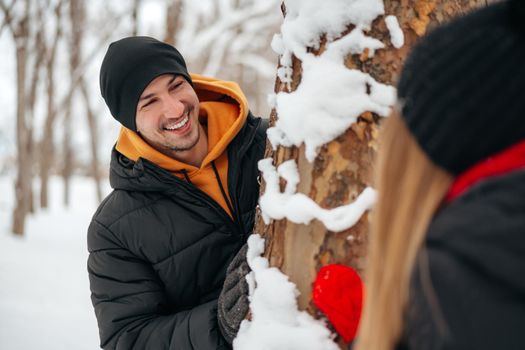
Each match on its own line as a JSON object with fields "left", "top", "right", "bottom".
{"left": 163, "top": 96, "right": 185, "bottom": 118}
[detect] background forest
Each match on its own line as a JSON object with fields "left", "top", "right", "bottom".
{"left": 0, "top": 0, "right": 280, "bottom": 235}
{"left": 0, "top": 1, "right": 280, "bottom": 348}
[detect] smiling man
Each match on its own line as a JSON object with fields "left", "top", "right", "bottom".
{"left": 88, "top": 36, "right": 267, "bottom": 349}
{"left": 135, "top": 74, "right": 206, "bottom": 166}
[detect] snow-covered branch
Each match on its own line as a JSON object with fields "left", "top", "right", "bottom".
{"left": 258, "top": 158, "right": 377, "bottom": 232}
{"left": 176, "top": 0, "right": 280, "bottom": 78}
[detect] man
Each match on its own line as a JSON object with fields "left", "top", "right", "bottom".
{"left": 88, "top": 36, "right": 267, "bottom": 349}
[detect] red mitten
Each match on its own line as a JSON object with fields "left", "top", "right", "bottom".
{"left": 312, "top": 264, "right": 364, "bottom": 343}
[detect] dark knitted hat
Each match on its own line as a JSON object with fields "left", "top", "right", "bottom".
{"left": 397, "top": 0, "right": 525, "bottom": 175}
{"left": 99, "top": 36, "right": 192, "bottom": 131}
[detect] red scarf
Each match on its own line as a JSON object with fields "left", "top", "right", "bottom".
{"left": 444, "top": 139, "right": 525, "bottom": 204}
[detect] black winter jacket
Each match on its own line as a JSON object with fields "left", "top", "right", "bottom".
{"left": 87, "top": 114, "right": 267, "bottom": 349}
{"left": 398, "top": 169, "right": 525, "bottom": 350}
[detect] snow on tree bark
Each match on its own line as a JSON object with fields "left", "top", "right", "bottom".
{"left": 252, "top": 0, "right": 486, "bottom": 347}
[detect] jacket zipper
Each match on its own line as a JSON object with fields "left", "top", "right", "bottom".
{"left": 227, "top": 117, "right": 263, "bottom": 237}
{"left": 142, "top": 117, "right": 262, "bottom": 237}
{"left": 171, "top": 179, "right": 241, "bottom": 235}
{"left": 140, "top": 160, "right": 240, "bottom": 235}
{"left": 211, "top": 161, "right": 238, "bottom": 223}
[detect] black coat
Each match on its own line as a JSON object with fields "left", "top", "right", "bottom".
{"left": 87, "top": 114, "right": 267, "bottom": 350}
{"left": 398, "top": 169, "right": 525, "bottom": 350}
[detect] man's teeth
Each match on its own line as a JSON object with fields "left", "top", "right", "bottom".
{"left": 164, "top": 116, "right": 189, "bottom": 130}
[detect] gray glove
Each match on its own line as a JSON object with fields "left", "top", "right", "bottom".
{"left": 217, "top": 243, "right": 251, "bottom": 344}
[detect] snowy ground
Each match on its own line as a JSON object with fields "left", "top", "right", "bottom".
{"left": 0, "top": 176, "right": 111, "bottom": 350}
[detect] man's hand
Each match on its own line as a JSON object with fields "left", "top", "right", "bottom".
{"left": 217, "top": 243, "right": 251, "bottom": 344}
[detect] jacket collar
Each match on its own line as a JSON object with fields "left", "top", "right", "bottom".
{"left": 444, "top": 138, "right": 525, "bottom": 204}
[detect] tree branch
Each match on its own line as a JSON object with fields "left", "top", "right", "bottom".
{"left": 0, "top": 0, "right": 17, "bottom": 35}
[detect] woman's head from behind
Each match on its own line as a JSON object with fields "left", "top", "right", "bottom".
{"left": 356, "top": 1, "right": 525, "bottom": 349}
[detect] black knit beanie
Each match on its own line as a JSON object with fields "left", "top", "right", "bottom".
{"left": 397, "top": 0, "right": 525, "bottom": 175}
{"left": 99, "top": 36, "right": 192, "bottom": 131}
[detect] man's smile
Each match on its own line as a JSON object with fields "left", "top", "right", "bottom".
{"left": 163, "top": 113, "right": 191, "bottom": 133}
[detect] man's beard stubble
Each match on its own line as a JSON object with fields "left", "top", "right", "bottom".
{"left": 167, "top": 122, "right": 201, "bottom": 152}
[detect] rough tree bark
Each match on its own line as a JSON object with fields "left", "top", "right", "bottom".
{"left": 255, "top": 0, "right": 486, "bottom": 347}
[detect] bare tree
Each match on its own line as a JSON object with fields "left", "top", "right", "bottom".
{"left": 164, "top": 0, "right": 181, "bottom": 45}
{"left": 131, "top": 0, "right": 141, "bottom": 36}
{"left": 39, "top": 0, "right": 63, "bottom": 209}
{"left": 24, "top": 1, "right": 47, "bottom": 214}
{"left": 79, "top": 79, "right": 103, "bottom": 203}
{"left": 61, "top": 0, "right": 85, "bottom": 206}
{"left": 38, "top": 0, "right": 129, "bottom": 209}
{"left": 1, "top": 0, "right": 32, "bottom": 235}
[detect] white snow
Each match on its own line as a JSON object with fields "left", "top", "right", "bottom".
{"left": 258, "top": 158, "right": 377, "bottom": 232}
{"left": 233, "top": 234, "right": 339, "bottom": 350}
{"left": 279, "top": 0, "right": 385, "bottom": 55}
{"left": 385, "top": 15, "right": 405, "bottom": 48}
{"left": 0, "top": 176, "right": 110, "bottom": 350}
{"left": 322, "top": 27, "right": 385, "bottom": 60}
{"left": 268, "top": 0, "right": 398, "bottom": 161}
{"left": 273, "top": 0, "right": 385, "bottom": 86}
{"left": 267, "top": 51, "right": 396, "bottom": 161}
{"left": 267, "top": 93, "right": 277, "bottom": 109}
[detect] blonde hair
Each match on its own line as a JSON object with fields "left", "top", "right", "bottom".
{"left": 354, "top": 114, "right": 453, "bottom": 350}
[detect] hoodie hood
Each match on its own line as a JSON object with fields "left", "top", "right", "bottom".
{"left": 114, "top": 73, "right": 249, "bottom": 174}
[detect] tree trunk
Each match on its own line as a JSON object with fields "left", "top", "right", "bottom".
{"left": 39, "top": 2, "right": 63, "bottom": 209}
{"left": 164, "top": 0, "right": 181, "bottom": 46}
{"left": 11, "top": 1, "right": 30, "bottom": 236}
{"left": 25, "top": 7, "right": 46, "bottom": 214}
{"left": 80, "top": 79, "right": 103, "bottom": 204}
{"left": 255, "top": 0, "right": 486, "bottom": 347}
{"left": 131, "top": 0, "right": 140, "bottom": 36}
{"left": 71, "top": 0, "right": 103, "bottom": 204}
{"left": 12, "top": 25, "right": 29, "bottom": 235}
{"left": 63, "top": 0, "right": 83, "bottom": 207}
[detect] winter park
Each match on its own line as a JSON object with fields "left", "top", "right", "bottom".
{"left": 1, "top": 0, "right": 524, "bottom": 349}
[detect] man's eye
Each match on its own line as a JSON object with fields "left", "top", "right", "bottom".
{"left": 169, "top": 82, "right": 183, "bottom": 91}
{"left": 142, "top": 99, "right": 157, "bottom": 109}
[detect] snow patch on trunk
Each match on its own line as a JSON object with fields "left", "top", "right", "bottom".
{"left": 385, "top": 15, "right": 405, "bottom": 48}
{"left": 234, "top": 234, "right": 339, "bottom": 350}
{"left": 267, "top": 0, "right": 402, "bottom": 161}
{"left": 258, "top": 158, "right": 377, "bottom": 231}
{"left": 267, "top": 51, "right": 396, "bottom": 161}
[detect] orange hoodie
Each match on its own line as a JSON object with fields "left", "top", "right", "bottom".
{"left": 115, "top": 74, "right": 249, "bottom": 218}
